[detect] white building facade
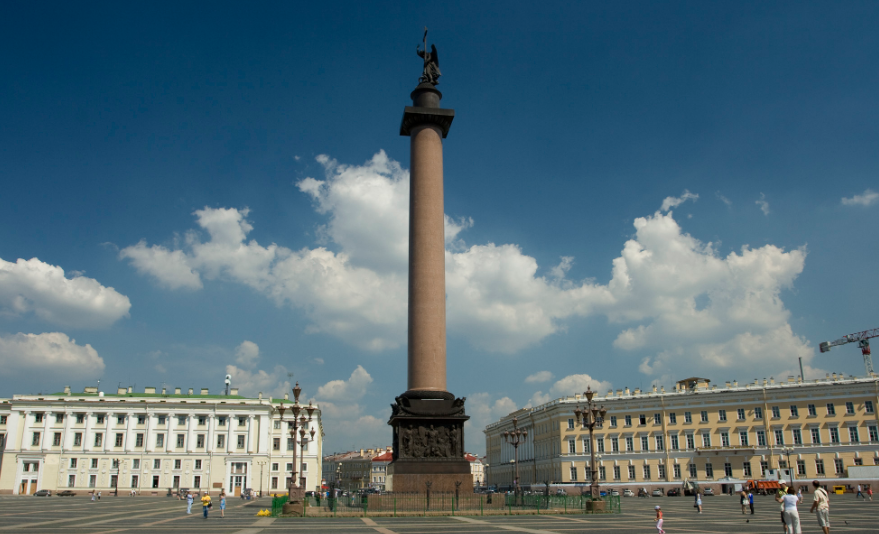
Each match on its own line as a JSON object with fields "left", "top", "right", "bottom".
{"left": 0, "top": 386, "right": 323, "bottom": 496}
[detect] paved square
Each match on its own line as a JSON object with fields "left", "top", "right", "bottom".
{"left": 0, "top": 494, "right": 876, "bottom": 533}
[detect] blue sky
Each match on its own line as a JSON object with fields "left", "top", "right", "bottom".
{"left": 2, "top": 2, "right": 878, "bottom": 455}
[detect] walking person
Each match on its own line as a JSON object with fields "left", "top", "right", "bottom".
{"left": 749, "top": 489, "right": 755, "bottom": 515}
{"left": 201, "top": 492, "right": 212, "bottom": 518}
{"left": 809, "top": 480, "right": 830, "bottom": 534}
{"left": 777, "top": 486, "right": 802, "bottom": 534}
{"left": 655, "top": 505, "right": 665, "bottom": 534}
{"left": 856, "top": 484, "right": 864, "bottom": 500}
{"left": 186, "top": 491, "right": 193, "bottom": 514}
{"left": 695, "top": 491, "right": 703, "bottom": 513}
{"left": 741, "top": 489, "right": 749, "bottom": 514}
{"left": 220, "top": 493, "right": 226, "bottom": 518}
{"left": 778, "top": 483, "right": 789, "bottom": 533}
{"left": 97, "top": 491, "right": 101, "bottom": 501}
{"left": 867, "top": 486, "right": 873, "bottom": 501}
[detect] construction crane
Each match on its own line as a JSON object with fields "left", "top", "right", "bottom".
{"left": 819, "top": 327, "right": 879, "bottom": 376}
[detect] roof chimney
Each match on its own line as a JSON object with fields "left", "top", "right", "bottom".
{"left": 63, "top": 385, "right": 71, "bottom": 395}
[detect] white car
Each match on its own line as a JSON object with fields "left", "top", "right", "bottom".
{"left": 611, "top": 490, "right": 620, "bottom": 496}
{"left": 623, "top": 489, "right": 635, "bottom": 497}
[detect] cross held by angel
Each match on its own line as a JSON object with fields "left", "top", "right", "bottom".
{"left": 417, "top": 28, "right": 441, "bottom": 85}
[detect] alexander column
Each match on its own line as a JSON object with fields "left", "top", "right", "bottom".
{"left": 387, "top": 30, "right": 472, "bottom": 493}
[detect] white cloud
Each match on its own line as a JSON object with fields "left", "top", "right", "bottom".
{"left": 312, "top": 357, "right": 325, "bottom": 365}
{"left": 661, "top": 190, "right": 699, "bottom": 212}
{"left": 756, "top": 192, "right": 770, "bottom": 215}
{"left": 316, "top": 365, "right": 372, "bottom": 401}
{"left": 549, "top": 373, "right": 613, "bottom": 397}
{"left": 716, "top": 192, "right": 732, "bottom": 206}
{"left": 525, "top": 371, "right": 554, "bottom": 383}
{"left": 119, "top": 241, "right": 202, "bottom": 290}
{"left": 234, "top": 340, "right": 260, "bottom": 368}
{"left": 841, "top": 188, "right": 879, "bottom": 207}
{"left": 0, "top": 257, "right": 131, "bottom": 328}
{"left": 0, "top": 332, "right": 105, "bottom": 378}
{"left": 225, "top": 364, "right": 290, "bottom": 398}
{"left": 465, "top": 393, "right": 518, "bottom": 454}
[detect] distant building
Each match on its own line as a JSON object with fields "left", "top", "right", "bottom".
{"left": 371, "top": 450, "right": 392, "bottom": 490}
{"left": 466, "top": 453, "right": 485, "bottom": 486}
{"left": 323, "top": 447, "right": 391, "bottom": 492}
{"left": 484, "top": 374, "right": 879, "bottom": 492}
{"left": 0, "top": 385, "right": 323, "bottom": 495}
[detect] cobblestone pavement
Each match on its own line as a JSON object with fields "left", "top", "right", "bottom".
{"left": 0, "top": 494, "right": 876, "bottom": 533}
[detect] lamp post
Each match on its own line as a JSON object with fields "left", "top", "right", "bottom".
{"left": 274, "top": 382, "right": 316, "bottom": 504}
{"left": 782, "top": 447, "right": 796, "bottom": 486}
{"left": 573, "top": 386, "right": 607, "bottom": 500}
{"left": 503, "top": 417, "right": 528, "bottom": 500}
{"left": 114, "top": 458, "right": 120, "bottom": 496}
{"left": 257, "top": 460, "right": 266, "bottom": 497}
{"left": 298, "top": 422, "right": 317, "bottom": 491}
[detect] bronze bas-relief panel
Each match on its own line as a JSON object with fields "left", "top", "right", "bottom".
{"left": 393, "top": 422, "right": 463, "bottom": 459}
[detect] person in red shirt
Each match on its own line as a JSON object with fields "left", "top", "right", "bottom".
{"left": 655, "top": 505, "right": 665, "bottom": 534}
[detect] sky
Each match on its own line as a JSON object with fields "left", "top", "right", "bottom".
{"left": 1, "top": 2, "right": 878, "bottom": 456}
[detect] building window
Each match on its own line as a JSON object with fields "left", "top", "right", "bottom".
{"left": 271, "top": 477, "right": 278, "bottom": 489}
{"left": 569, "top": 467, "right": 577, "bottom": 481}
{"left": 158, "top": 416, "right": 166, "bottom": 424}
{"left": 94, "top": 433, "right": 103, "bottom": 447}
{"left": 754, "top": 407, "right": 763, "bottom": 420}
{"left": 700, "top": 411, "right": 708, "bottom": 422}
{"left": 597, "top": 438, "right": 604, "bottom": 452}
{"left": 91, "top": 458, "right": 98, "bottom": 469}
{"left": 845, "top": 402, "right": 855, "bottom": 415}
{"left": 237, "top": 435, "right": 246, "bottom": 449}
{"left": 826, "top": 403, "right": 835, "bottom": 416}
{"left": 760, "top": 461, "right": 768, "bottom": 476}
{"left": 627, "top": 465, "right": 635, "bottom": 480}
{"left": 136, "top": 434, "right": 144, "bottom": 447}
{"left": 89, "top": 475, "right": 97, "bottom": 488}
{"left": 657, "top": 464, "right": 666, "bottom": 479}
{"left": 53, "top": 433, "right": 61, "bottom": 446}
{"left": 611, "top": 437, "right": 619, "bottom": 452}
{"left": 774, "top": 430, "right": 784, "bottom": 446}
{"left": 790, "top": 405, "right": 799, "bottom": 417}
{"left": 131, "top": 475, "right": 139, "bottom": 487}
{"left": 737, "top": 408, "right": 746, "bottom": 420}
{"left": 625, "top": 437, "right": 634, "bottom": 451}
{"left": 156, "top": 434, "right": 164, "bottom": 447}
{"left": 217, "top": 435, "right": 225, "bottom": 448}
{"left": 174, "top": 459, "right": 182, "bottom": 469}
{"left": 198, "top": 416, "right": 206, "bottom": 426}
{"left": 32, "top": 432, "right": 41, "bottom": 446}
{"left": 111, "top": 459, "right": 120, "bottom": 468}
{"left": 176, "top": 434, "right": 185, "bottom": 448}
{"left": 829, "top": 427, "right": 840, "bottom": 444}
{"left": 724, "top": 462, "right": 732, "bottom": 477}
{"left": 287, "top": 438, "right": 295, "bottom": 451}
{"left": 643, "top": 465, "right": 651, "bottom": 480}
{"left": 705, "top": 463, "right": 714, "bottom": 478}
{"left": 35, "top": 413, "right": 44, "bottom": 423}
{"left": 176, "top": 416, "right": 186, "bottom": 426}
{"left": 810, "top": 428, "right": 821, "bottom": 444}
{"left": 641, "top": 436, "right": 649, "bottom": 451}
{"left": 686, "top": 434, "right": 694, "bottom": 449}
{"left": 684, "top": 412, "right": 692, "bottom": 423}
{"left": 196, "top": 434, "right": 205, "bottom": 448}
{"left": 815, "top": 459, "right": 825, "bottom": 475}
{"left": 70, "top": 458, "right": 77, "bottom": 468}
{"left": 688, "top": 464, "right": 697, "bottom": 478}
{"left": 68, "top": 475, "right": 76, "bottom": 487}
{"left": 743, "top": 462, "right": 752, "bottom": 477}
{"left": 76, "top": 414, "right": 85, "bottom": 424}
{"left": 568, "top": 440, "right": 576, "bottom": 454}
{"left": 132, "top": 459, "right": 140, "bottom": 469}
{"left": 113, "top": 433, "right": 122, "bottom": 447}
{"left": 583, "top": 439, "right": 590, "bottom": 452}
{"left": 137, "top": 415, "right": 146, "bottom": 424}
{"left": 868, "top": 426, "right": 878, "bottom": 443}
{"left": 792, "top": 429, "right": 802, "bottom": 445}
{"left": 639, "top": 415, "right": 646, "bottom": 425}
{"left": 117, "top": 415, "right": 125, "bottom": 425}
{"left": 285, "top": 462, "right": 293, "bottom": 472}
{"left": 56, "top": 414, "right": 64, "bottom": 423}
{"left": 655, "top": 436, "right": 664, "bottom": 451}
{"left": 670, "top": 435, "right": 679, "bottom": 450}
{"left": 273, "top": 421, "right": 281, "bottom": 429}
{"left": 771, "top": 406, "right": 780, "bottom": 418}
{"left": 195, "top": 459, "right": 202, "bottom": 470}
{"left": 807, "top": 404, "right": 816, "bottom": 416}
{"left": 218, "top": 417, "right": 226, "bottom": 426}
{"left": 625, "top": 415, "right": 632, "bottom": 426}
{"left": 599, "top": 466, "right": 606, "bottom": 480}
{"left": 609, "top": 416, "right": 617, "bottom": 427}
{"left": 0, "top": 415, "right": 7, "bottom": 424}
{"left": 673, "top": 464, "right": 681, "bottom": 479}
{"left": 669, "top": 413, "right": 677, "bottom": 424}
{"left": 797, "top": 460, "right": 806, "bottom": 476}
{"left": 756, "top": 431, "right": 766, "bottom": 447}
{"left": 153, "top": 459, "right": 161, "bottom": 469}
{"left": 238, "top": 417, "right": 246, "bottom": 427}
{"left": 718, "top": 410, "right": 727, "bottom": 422}
{"left": 96, "top": 415, "right": 105, "bottom": 424}
{"left": 834, "top": 458, "right": 844, "bottom": 474}
{"left": 654, "top": 413, "right": 661, "bottom": 424}
{"left": 854, "top": 458, "right": 863, "bottom": 466}
{"left": 866, "top": 401, "right": 875, "bottom": 414}
{"left": 701, "top": 432, "right": 711, "bottom": 447}
{"left": 193, "top": 475, "right": 201, "bottom": 488}
{"left": 613, "top": 466, "right": 621, "bottom": 480}
{"left": 720, "top": 432, "right": 729, "bottom": 447}
{"left": 567, "top": 418, "right": 574, "bottom": 429}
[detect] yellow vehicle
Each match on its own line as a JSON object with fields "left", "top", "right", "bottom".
{"left": 832, "top": 486, "right": 846, "bottom": 495}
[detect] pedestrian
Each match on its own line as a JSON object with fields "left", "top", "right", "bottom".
{"left": 749, "top": 489, "right": 755, "bottom": 515}
{"left": 867, "top": 486, "right": 873, "bottom": 501}
{"left": 856, "top": 484, "right": 864, "bottom": 500}
{"left": 741, "top": 489, "right": 749, "bottom": 514}
{"left": 655, "top": 505, "right": 665, "bottom": 534}
{"left": 91, "top": 492, "right": 96, "bottom": 502}
{"left": 796, "top": 487, "right": 802, "bottom": 501}
{"left": 201, "top": 492, "right": 212, "bottom": 518}
{"left": 220, "top": 493, "right": 226, "bottom": 518}
{"left": 777, "top": 486, "right": 802, "bottom": 534}
{"left": 778, "top": 483, "right": 789, "bottom": 533}
{"left": 186, "top": 491, "right": 193, "bottom": 514}
{"left": 97, "top": 491, "right": 101, "bottom": 500}
{"left": 809, "top": 480, "right": 830, "bottom": 534}
{"left": 695, "top": 491, "right": 703, "bottom": 513}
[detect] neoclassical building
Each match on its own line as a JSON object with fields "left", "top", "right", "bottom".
{"left": 0, "top": 385, "right": 323, "bottom": 495}
{"left": 485, "top": 375, "right": 879, "bottom": 491}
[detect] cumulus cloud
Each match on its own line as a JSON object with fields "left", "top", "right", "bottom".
{"left": 756, "top": 193, "right": 770, "bottom": 215}
{"left": 525, "top": 371, "right": 554, "bottom": 383}
{"left": 0, "top": 257, "right": 131, "bottom": 328}
{"left": 313, "top": 367, "right": 388, "bottom": 450}
{"left": 122, "top": 151, "right": 811, "bottom": 382}
{"left": 527, "top": 373, "right": 613, "bottom": 409}
{"left": 0, "top": 332, "right": 105, "bottom": 378}
{"left": 119, "top": 242, "right": 202, "bottom": 290}
{"left": 466, "top": 393, "right": 518, "bottom": 454}
{"left": 234, "top": 340, "right": 260, "bottom": 368}
{"left": 841, "top": 188, "right": 879, "bottom": 207}
{"left": 225, "top": 363, "right": 290, "bottom": 398}
{"left": 316, "top": 365, "right": 372, "bottom": 401}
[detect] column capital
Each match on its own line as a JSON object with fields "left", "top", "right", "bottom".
{"left": 400, "top": 107, "right": 455, "bottom": 138}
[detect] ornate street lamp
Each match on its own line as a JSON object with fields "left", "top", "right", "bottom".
{"left": 573, "top": 386, "right": 607, "bottom": 500}
{"left": 274, "top": 382, "right": 316, "bottom": 506}
{"left": 503, "top": 417, "right": 528, "bottom": 499}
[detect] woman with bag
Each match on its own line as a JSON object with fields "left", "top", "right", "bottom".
{"left": 201, "top": 492, "right": 212, "bottom": 518}
{"left": 776, "top": 486, "right": 802, "bottom": 534}
{"left": 694, "top": 491, "right": 703, "bottom": 513}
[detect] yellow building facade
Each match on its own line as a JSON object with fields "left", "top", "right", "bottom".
{"left": 485, "top": 375, "right": 879, "bottom": 492}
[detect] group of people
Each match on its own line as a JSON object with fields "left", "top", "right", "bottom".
{"left": 654, "top": 481, "right": 841, "bottom": 534}
{"left": 185, "top": 491, "right": 226, "bottom": 518}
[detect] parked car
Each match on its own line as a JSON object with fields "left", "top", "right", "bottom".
{"left": 666, "top": 488, "right": 681, "bottom": 496}
{"left": 34, "top": 490, "right": 52, "bottom": 497}
{"left": 702, "top": 488, "right": 714, "bottom": 496}
{"left": 651, "top": 489, "right": 663, "bottom": 497}
{"left": 57, "top": 490, "right": 76, "bottom": 497}
{"left": 623, "top": 489, "right": 635, "bottom": 497}
{"left": 611, "top": 490, "right": 620, "bottom": 496}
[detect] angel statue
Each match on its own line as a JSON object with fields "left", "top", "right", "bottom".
{"left": 417, "top": 27, "right": 441, "bottom": 85}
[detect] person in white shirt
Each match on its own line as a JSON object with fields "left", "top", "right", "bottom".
{"left": 809, "top": 480, "right": 830, "bottom": 534}
{"left": 776, "top": 486, "right": 802, "bottom": 534}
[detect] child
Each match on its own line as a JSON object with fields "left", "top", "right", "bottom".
{"left": 655, "top": 505, "right": 665, "bottom": 534}
{"left": 220, "top": 493, "right": 226, "bottom": 518}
